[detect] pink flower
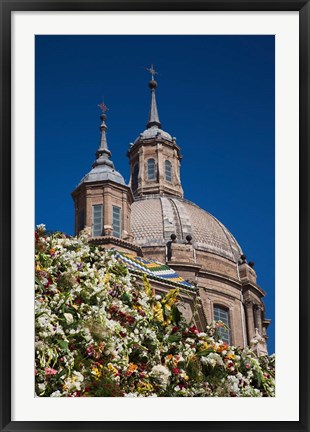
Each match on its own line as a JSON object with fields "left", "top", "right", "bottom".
{"left": 45, "top": 367, "right": 57, "bottom": 376}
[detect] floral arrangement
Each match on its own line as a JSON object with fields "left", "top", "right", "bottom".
{"left": 35, "top": 225, "right": 275, "bottom": 397}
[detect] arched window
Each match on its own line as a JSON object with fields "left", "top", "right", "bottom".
{"left": 132, "top": 162, "right": 139, "bottom": 191}
{"left": 147, "top": 158, "right": 156, "bottom": 180}
{"left": 165, "top": 160, "right": 172, "bottom": 182}
{"left": 213, "top": 305, "right": 231, "bottom": 344}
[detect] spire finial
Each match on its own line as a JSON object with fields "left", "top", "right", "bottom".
{"left": 98, "top": 100, "right": 109, "bottom": 115}
{"left": 146, "top": 64, "right": 158, "bottom": 81}
{"left": 145, "top": 64, "right": 161, "bottom": 129}
{"left": 93, "top": 98, "right": 114, "bottom": 169}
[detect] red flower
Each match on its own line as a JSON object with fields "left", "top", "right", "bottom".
{"left": 188, "top": 326, "right": 199, "bottom": 335}
{"left": 172, "top": 368, "right": 180, "bottom": 374}
{"left": 126, "top": 315, "right": 135, "bottom": 324}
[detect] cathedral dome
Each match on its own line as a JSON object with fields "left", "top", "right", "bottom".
{"left": 131, "top": 196, "right": 243, "bottom": 263}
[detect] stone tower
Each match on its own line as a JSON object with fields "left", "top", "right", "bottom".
{"left": 128, "top": 65, "right": 183, "bottom": 199}
{"left": 71, "top": 101, "right": 140, "bottom": 255}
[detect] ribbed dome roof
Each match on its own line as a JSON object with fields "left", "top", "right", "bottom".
{"left": 131, "top": 196, "right": 242, "bottom": 262}
{"left": 134, "top": 125, "right": 173, "bottom": 144}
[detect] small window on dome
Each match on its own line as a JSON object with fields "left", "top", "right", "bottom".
{"left": 147, "top": 158, "right": 156, "bottom": 180}
{"left": 213, "top": 305, "right": 231, "bottom": 344}
{"left": 165, "top": 160, "right": 172, "bottom": 182}
{"left": 132, "top": 162, "right": 139, "bottom": 191}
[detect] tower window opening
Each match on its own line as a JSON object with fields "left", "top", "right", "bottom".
{"left": 213, "top": 305, "right": 231, "bottom": 344}
{"left": 132, "top": 162, "right": 139, "bottom": 191}
{"left": 147, "top": 158, "right": 156, "bottom": 180}
{"left": 112, "top": 206, "right": 121, "bottom": 238}
{"left": 165, "top": 160, "right": 172, "bottom": 182}
{"left": 92, "top": 204, "right": 103, "bottom": 237}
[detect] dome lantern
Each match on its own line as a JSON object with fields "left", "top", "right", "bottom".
{"left": 128, "top": 66, "right": 183, "bottom": 199}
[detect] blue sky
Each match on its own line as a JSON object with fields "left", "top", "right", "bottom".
{"left": 35, "top": 35, "right": 275, "bottom": 353}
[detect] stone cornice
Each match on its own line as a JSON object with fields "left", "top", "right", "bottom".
{"left": 242, "top": 281, "right": 266, "bottom": 298}
{"left": 197, "top": 268, "right": 241, "bottom": 289}
{"left": 72, "top": 178, "right": 133, "bottom": 202}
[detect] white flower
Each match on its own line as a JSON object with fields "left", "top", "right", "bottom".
{"left": 124, "top": 392, "right": 138, "bottom": 397}
{"left": 227, "top": 375, "right": 240, "bottom": 394}
{"left": 150, "top": 365, "right": 171, "bottom": 388}
{"left": 72, "top": 371, "right": 84, "bottom": 382}
{"left": 36, "top": 224, "right": 46, "bottom": 232}
{"left": 50, "top": 390, "right": 62, "bottom": 397}
{"left": 38, "top": 383, "right": 46, "bottom": 392}
{"left": 208, "top": 353, "right": 224, "bottom": 366}
{"left": 64, "top": 313, "right": 74, "bottom": 325}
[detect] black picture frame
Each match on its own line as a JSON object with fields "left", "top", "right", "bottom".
{"left": 1, "top": 1, "right": 309, "bottom": 431}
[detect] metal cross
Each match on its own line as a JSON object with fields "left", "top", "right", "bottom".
{"left": 146, "top": 64, "right": 158, "bottom": 80}
{"left": 98, "top": 99, "right": 108, "bottom": 113}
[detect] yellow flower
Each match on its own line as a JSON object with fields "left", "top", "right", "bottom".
{"left": 200, "top": 342, "right": 210, "bottom": 350}
{"left": 225, "top": 353, "right": 235, "bottom": 360}
{"left": 153, "top": 302, "right": 164, "bottom": 323}
{"left": 143, "top": 274, "right": 154, "bottom": 298}
{"left": 107, "top": 363, "right": 118, "bottom": 377}
{"left": 137, "top": 381, "right": 154, "bottom": 394}
{"left": 91, "top": 367, "right": 102, "bottom": 379}
{"left": 104, "top": 273, "right": 111, "bottom": 284}
{"left": 165, "top": 316, "right": 172, "bottom": 325}
{"left": 35, "top": 263, "right": 41, "bottom": 271}
{"left": 163, "top": 288, "right": 179, "bottom": 307}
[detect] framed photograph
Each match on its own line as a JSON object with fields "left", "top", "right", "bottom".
{"left": 1, "top": 1, "right": 308, "bottom": 431}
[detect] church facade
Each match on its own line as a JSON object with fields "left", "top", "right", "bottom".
{"left": 71, "top": 68, "right": 270, "bottom": 354}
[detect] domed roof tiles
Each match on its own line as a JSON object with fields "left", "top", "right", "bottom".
{"left": 134, "top": 125, "right": 173, "bottom": 144}
{"left": 131, "top": 196, "right": 242, "bottom": 262}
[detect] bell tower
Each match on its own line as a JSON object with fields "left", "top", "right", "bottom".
{"left": 72, "top": 100, "right": 141, "bottom": 255}
{"left": 127, "top": 65, "right": 183, "bottom": 199}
